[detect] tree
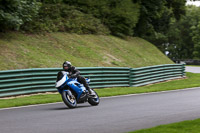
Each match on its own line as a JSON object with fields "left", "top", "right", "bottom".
{"left": 63, "top": 0, "right": 140, "bottom": 37}
{"left": 134, "top": 0, "right": 167, "bottom": 37}
{"left": 191, "top": 22, "right": 200, "bottom": 59}
{"left": 0, "top": 0, "right": 41, "bottom": 31}
{"left": 166, "top": 0, "right": 186, "bottom": 20}
{"left": 166, "top": 5, "right": 200, "bottom": 59}
{"left": 134, "top": 0, "right": 186, "bottom": 53}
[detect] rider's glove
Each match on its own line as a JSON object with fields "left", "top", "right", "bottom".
{"left": 70, "top": 74, "right": 76, "bottom": 78}
{"left": 67, "top": 74, "right": 71, "bottom": 78}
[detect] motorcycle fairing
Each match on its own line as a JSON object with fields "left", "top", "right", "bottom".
{"left": 67, "top": 80, "right": 86, "bottom": 100}
{"left": 55, "top": 74, "right": 68, "bottom": 88}
{"left": 55, "top": 73, "right": 89, "bottom": 101}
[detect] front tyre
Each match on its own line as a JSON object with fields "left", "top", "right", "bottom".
{"left": 62, "top": 90, "right": 77, "bottom": 108}
{"left": 88, "top": 90, "right": 100, "bottom": 106}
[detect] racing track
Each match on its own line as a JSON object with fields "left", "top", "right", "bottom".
{"left": 1, "top": 87, "right": 200, "bottom": 133}
{"left": 0, "top": 66, "right": 200, "bottom": 133}
{"left": 186, "top": 66, "right": 200, "bottom": 73}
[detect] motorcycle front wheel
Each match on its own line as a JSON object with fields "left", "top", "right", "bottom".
{"left": 62, "top": 90, "right": 77, "bottom": 108}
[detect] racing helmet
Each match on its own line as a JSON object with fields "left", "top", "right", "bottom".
{"left": 63, "top": 61, "right": 71, "bottom": 70}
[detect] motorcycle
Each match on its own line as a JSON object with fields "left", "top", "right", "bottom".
{"left": 55, "top": 72, "right": 100, "bottom": 108}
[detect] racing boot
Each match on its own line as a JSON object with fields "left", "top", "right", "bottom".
{"left": 86, "top": 87, "right": 95, "bottom": 96}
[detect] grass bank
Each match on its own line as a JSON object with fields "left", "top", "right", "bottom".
{"left": 130, "top": 118, "right": 200, "bottom": 133}
{"left": 0, "top": 32, "right": 172, "bottom": 70}
{"left": 0, "top": 72, "right": 200, "bottom": 109}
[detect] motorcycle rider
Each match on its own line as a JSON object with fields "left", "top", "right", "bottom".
{"left": 57, "top": 61, "right": 94, "bottom": 95}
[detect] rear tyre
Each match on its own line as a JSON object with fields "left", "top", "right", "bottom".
{"left": 88, "top": 90, "right": 100, "bottom": 106}
{"left": 62, "top": 90, "right": 77, "bottom": 108}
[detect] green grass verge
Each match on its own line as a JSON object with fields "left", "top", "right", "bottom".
{"left": 0, "top": 72, "right": 200, "bottom": 109}
{"left": 129, "top": 118, "right": 200, "bottom": 133}
{"left": 186, "top": 65, "right": 200, "bottom": 67}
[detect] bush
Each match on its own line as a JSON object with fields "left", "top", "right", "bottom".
{"left": 21, "top": 4, "right": 110, "bottom": 34}
{"left": 0, "top": 0, "right": 41, "bottom": 31}
{"left": 41, "top": 0, "right": 63, "bottom": 3}
{"left": 63, "top": 0, "right": 140, "bottom": 37}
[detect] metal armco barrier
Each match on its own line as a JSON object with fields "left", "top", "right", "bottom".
{"left": 130, "top": 64, "right": 185, "bottom": 87}
{"left": 0, "top": 64, "right": 185, "bottom": 97}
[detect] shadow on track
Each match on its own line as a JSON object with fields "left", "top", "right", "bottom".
{"left": 49, "top": 105, "right": 92, "bottom": 110}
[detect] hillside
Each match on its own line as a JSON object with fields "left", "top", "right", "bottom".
{"left": 0, "top": 32, "right": 173, "bottom": 70}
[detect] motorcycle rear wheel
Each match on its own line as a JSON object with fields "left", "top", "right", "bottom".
{"left": 88, "top": 90, "right": 100, "bottom": 106}
{"left": 62, "top": 90, "right": 77, "bottom": 108}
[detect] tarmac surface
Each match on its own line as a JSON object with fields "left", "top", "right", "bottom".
{"left": 1, "top": 87, "right": 200, "bottom": 133}
{"left": 185, "top": 66, "right": 200, "bottom": 73}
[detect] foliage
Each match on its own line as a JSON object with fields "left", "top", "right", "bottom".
{"left": 191, "top": 23, "right": 200, "bottom": 59}
{"left": 0, "top": 0, "right": 187, "bottom": 42}
{"left": 40, "top": 0, "right": 63, "bottom": 3}
{"left": 134, "top": 0, "right": 186, "bottom": 53}
{"left": 166, "top": 0, "right": 186, "bottom": 20}
{"left": 166, "top": 6, "right": 200, "bottom": 59}
{"left": 63, "top": 0, "right": 140, "bottom": 37}
{"left": 21, "top": 4, "right": 110, "bottom": 34}
{"left": 0, "top": 0, "right": 41, "bottom": 31}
